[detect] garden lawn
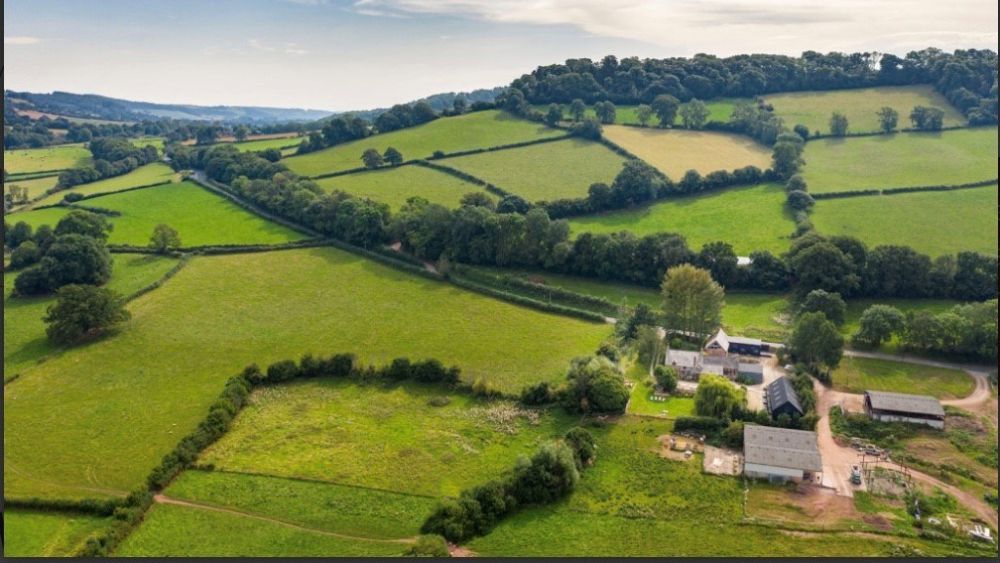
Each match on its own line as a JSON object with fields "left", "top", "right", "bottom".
{"left": 764, "top": 85, "right": 965, "bottom": 135}
{"left": 3, "top": 254, "right": 180, "bottom": 379}
{"left": 441, "top": 138, "right": 627, "bottom": 202}
{"left": 626, "top": 363, "right": 695, "bottom": 418}
{"left": 1, "top": 510, "right": 109, "bottom": 557}
{"left": 802, "top": 128, "right": 998, "bottom": 193}
{"left": 4, "top": 174, "right": 59, "bottom": 201}
{"left": 163, "top": 470, "right": 436, "bottom": 539}
{"left": 114, "top": 503, "right": 406, "bottom": 557}
{"left": 33, "top": 162, "right": 179, "bottom": 206}
{"left": 811, "top": 184, "right": 998, "bottom": 256}
{"left": 568, "top": 183, "right": 794, "bottom": 254}
{"left": 3, "top": 247, "right": 609, "bottom": 499}
{"left": 9, "top": 181, "right": 308, "bottom": 247}
{"left": 284, "top": 111, "right": 564, "bottom": 177}
{"left": 832, "top": 356, "right": 975, "bottom": 399}
{"left": 200, "top": 379, "right": 579, "bottom": 497}
{"left": 316, "top": 165, "right": 490, "bottom": 210}
{"left": 602, "top": 125, "right": 772, "bottom": 179}
{"left": 3, "top": 144, "right": 91, "bottom": 175}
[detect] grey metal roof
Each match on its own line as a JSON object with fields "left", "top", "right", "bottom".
{"left": 865, "top": 391, "right": 945, "bottom": 418}
{"left": 666, "top": 350, "right": 701, "bottom": 368}
{"left": 738, "top": 362, "right": 764, "bottom": 374}
{"left": 743, "top": 424, "right": 822, "bottom": 472}
{"left": 766, "top": 376, "right": 803, "bottom": 415}
{"left": 729, "top": 336, "right": 763, "bottom": 346}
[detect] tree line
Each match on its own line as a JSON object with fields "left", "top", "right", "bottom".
{"left": 57, "top": 138, "right": 160, "bottom": 189}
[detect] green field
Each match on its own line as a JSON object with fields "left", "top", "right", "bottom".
{"left": 4, "top": 174, "right": 59, "bottom": 201}
{"left": 802, "top": 128, "right": 998, "bottom": 193}
{"left": 441, "top": 138, "right": 627, "bottom": 202}
{"left": 811, "top": 184, "right": 998, "bottom": 256}
{"left": 3, "top": 254, "right": 180, "bottom": 379}
{"left": 131, "top": 136, "right": 165, "bottom": 151}
{"left": 3, "top": 247, "right": 609, "bottom": 499}
{"left": 1, "top": 510, "right": 109, "bottom": 557}
{"left": 602, "top": 125, "right": 772, "bottom": 179}
{"left": 568, "top": 183, "right": 794, "bottom": 255}
{"left": 9, "top": 181, "right": 308, "bottom": 247}
{"left": 764, "top": 85, "right": 965, "bottom": 135}
{"left": 231, "top": 136, "right": 302, "bottom": 153}
{"left": 200, "top": 379, "right": 578, "bottom": 497}
{"left": 115, "top": 503, "right": 407, "bottom": 557}
{"left": 3, "top": 144, "right": 92, "bottom": 174}
{"left": 316, "top": 164, "right": 490, "bottom": 210}
{"left": 832, "top": 356, "right": 975, "bottom": 399}
{"left": 284, "top": 110, "right": 564, "bottom": 177}
{"left": 534, "top": 99, "right": 745, "bottom": 126}
{"left": 33, "top": 162, "right": 180, "bottom": 206}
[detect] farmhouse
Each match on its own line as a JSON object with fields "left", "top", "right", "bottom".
{"left": 864, "top": 391, "right": 945, "bottom": 429}
{"left": 666, "top": 349, "right": 702, "bottom": 380}
{"left": 764, "top": 376, "right": 804, "bottom": 419}
{"left": 704, "top": 328, "right": 764, "bottom": 357}
{"left": 743, "top": 424, "right": 822, "bottom": 483}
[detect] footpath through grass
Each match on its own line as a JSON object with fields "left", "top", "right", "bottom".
{"left": 10, "top": 181, "right": 308, "bottom": 247}
{"left": 1, "top": 510, "right": 109, "bottom": 557}
{"left": 3, "top": 144, "right": 91, "bottom": 175}
{"left": 3, "top": 254, "right": 180, "bottom": 379}
{"left": 568, "top": 183, "right": 794, "bottom": 255}
{"left": 811, "top": 184, "right": 998, "bottom": 257}
{"left": 802, "top": 127, "right": 998, "bottom": 193}
{"left": 316, "top": 164, "right": 491, "bottom": 210}
{"left": 284, "top": 110, "right": 563, "bottom": 177}
{"left": 32, "top": 162, "right": 179, "bottom": 206}
{"left": 602, "top": 125, "right": 772, "bottom": 179}
{"left": 441, "top": 138, "right": 627, "bottom": 202}
{"left": 3, "top": 247, "right": 609, "bottom": 499}
{"left": 832, "top": 356, "right": 975, "bottom": 399}
{"left": 764, "top": 85, "right": 965, "bottom": 135}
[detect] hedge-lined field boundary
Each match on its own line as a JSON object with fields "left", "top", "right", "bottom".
{"left": 6, "top": 168, "right": 66, "bottom": 180}
{"left": 447, "top": 274, "right": 609, "bottom": 324}
{"left": 123, "top": 255, "right": 192, "bottom": 302}
{"left": 411, "top": 160, "right": 513, "bottom": 198}
{"left": 450, "top": 264, "right": 619, "bottom": 318}
{"left": 2, "top": 496, "right": 123, "bottom": 517}
{"left": 811, "top": 179, "right": 997, "bottom": 200}
{"left": 188, "top": 174, "right": 324, "bottom": 239}
{"left": 803, "top": 123, "right": 986, "bottom": 141}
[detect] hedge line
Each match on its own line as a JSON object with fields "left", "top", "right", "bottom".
{"left": 107, "top": 239, "right": 332, "bottom": 256}
{"left": 412, "top": 160, "right": 513, "bottom": 198}
{"left": 189, "top": 175, "right": 323, "bottom": 238}
{"left": 804, "top": 123, "right": 978, "bottom": 141}
{"left": 447, "top": 274, "right": 608, "bottom": 323}
{"left": 70, "top": 179, "right": 176, "bottom": 202}
{"left": 124, "top": 254, "right": 192, "bottom": 302}
{"left": 7, "top": 168, "right": 66, "bottom": 180}
{"left": 427, "top": 134, "right": 572, "bottom": 161}
{"left": 2, "top": 496, "right": 122, "bottom": 517}
{"left": 450, "top": 264, "right": 619, "bottom": 317}
{"left": 811, "top": 179, "right": 998, "bottom": 200}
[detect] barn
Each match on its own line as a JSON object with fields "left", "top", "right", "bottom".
{"left": 864, "top": 391, "right": 945, "bottom": 429}
{"left": 743, "top": 424, "right": 822, "bottom": 483}
{"left": 764, "top": 376, "right": 804, "bottom": 419}
{"left": 704, "top": 328, "right": 764, "bottom": 357}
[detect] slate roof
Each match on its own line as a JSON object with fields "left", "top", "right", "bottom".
{"left": 743, "top": 424, "right": 822, "bottom": 472}
{"left": 738, "top": 362, "right": 764, "bottom": 375}
{"left": 666, "top": 350, "right": 702, "bottom": 369}
{"left": 705, "top": 328, "right": 762, "bottom": 350}
{"left": 766, "top": 376, "right": 803, "bottom": 416}
{"left": 865, "top": 391, "right": 945, "bottom": 418}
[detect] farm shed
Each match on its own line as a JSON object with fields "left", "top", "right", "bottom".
{"left": 864, "top": 391, "right": 945, "bottom": 429}
{"left": 743, "top": 424, "right": 822, "bottom": 483}
{"left": 703, "top": 355, "right": 738, "bottom": 378}
{"left": 764, "top": 376, "right": 803, "bottom": 419}
{"left": 737, "top": 362, "right": 764, "bottom": 384}
{"left": 704, "top": 328, "right": 763, "bottom": 357}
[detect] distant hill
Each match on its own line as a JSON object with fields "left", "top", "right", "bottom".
{"left": 325, "top": 86, "right": 505, "bottom": 122}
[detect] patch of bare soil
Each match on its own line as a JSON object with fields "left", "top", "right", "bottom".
{"left": 448, "top": 544, "right": 476, "bottom": 557}
{"left": 862, "top": 514, "right": 893, "bottom": 531}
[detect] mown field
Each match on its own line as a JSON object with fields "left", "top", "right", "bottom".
{"left": 832, "top": 356, "right": 975, "bottom": 399}
{"left": 811, "top": 184, "right": 998, "bottom": 256}
{"left": 200, "top": 379, "right": 578, "bottom": 497}
{"left": 3, "top": 247, "right": 609, "bottom": 499}
{"left": 3, "top": 254, "right": 180, "bottom": 379}
{"left": 534, "top": 99, "right": 745, "bottom": 125}
{"left": 4, "top": 174, "right": 60, "bottom": 200}
{"left": 802, "top": 127, "right": 998, "bottom": 193}
{"left": 441, "top": 138, "right": 627, "bottom": 202}
{"left": 764, "top": 85, "right": 965, "bottom": 135}
{"left": 602, "top": 125, "right": 772, "bottom": 179}
{"left": 315, "top": 165, "right": 490, "bottom": 210}
{"left": 568, "top": 183, "right": 794, "bottom": 255}
{"left": 9, "top": 181, "right": 308, "bottom": 247}
{"left": 284, "top": 110, "right": 564, "bottom": 177}
{"left": 33, "top": 162, "right": 180, "bottom": 206}
{"left": 1, "top": 510, "right": 110, "bottom": 557}
{"left": 4, "top": 144, "right": 91, "bottom": 174}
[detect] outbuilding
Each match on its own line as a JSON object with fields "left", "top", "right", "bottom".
{"left": 765, "top": 376, "right": 804, "bottom": 419}
{"left": 704, "top": 328, "right": 764, "bottom": 357}
{"left": 864, "top": 391, "right": 945, "bottom": 429}
{"left": 743, "top": 424, "right": 822, "bottom": 483}
{"left": 737, "top": 362, "right": 764, "bottom": 385}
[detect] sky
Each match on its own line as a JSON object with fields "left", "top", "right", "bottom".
{"left": 4, "top": 0, "right": 998, "bottom": 111}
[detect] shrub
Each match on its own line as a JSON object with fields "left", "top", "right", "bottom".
{"left": 266, "top": 359, "right": 300, "bottom": 383}
{"left": 653, "top": 365, "right": 678, "bottom": 393}
{"left": 673, "top": 416, "right": 725, "bottom": 434}
{"left": 520, "top": 381, "right": 555, "bottom": 405}
{"left": 403, "top": 534, "right": 450, "bottom": 557}
{"left": 471, "top": 378, "right": 503, "bottom": 399}
{"left": 9, "top": 240, "right": 41, "bottom": 269}
{"left": 564, "top": 426, "right": 597, "bottom": 468}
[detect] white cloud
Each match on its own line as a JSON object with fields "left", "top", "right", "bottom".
{"left": 285, "top": 42, "right": 309, "bottom": 55}
{"left": 248, "top": 38, "right": 276, "bottom": 52}
{"left": 5, "top": 36, "right": 41, "bottom": 45}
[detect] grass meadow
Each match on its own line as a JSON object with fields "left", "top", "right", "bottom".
{"left": 33, "top": 162, "right": 180, "bottom": 206}
{"left": 4, "top": 174, "right": 60, "bottom": 200}
{"left": 199, "top": 379, "right": 579, "bottom": 497}
{"left": 3, "top": 254, "right": 180, "bottom": 379}
{"left": 3, "top": 247, "right": 609, "bottom": 499}
{"left": 316, "top": 165, "right": 490, "bottom": 210}
{"left": 764, "top": 85, "right": 965, "bottom": 135}
{"left": 114, "top": 503, "right": 407, "bottom": 557}
{"left": 811, "top": 184, "right": 998, "bottom": 256}
{"left": 284, "top": 111, "right": 564, "bottom": 177}
{"left": 602, "top": 125, "right": 773, "bottom": 179}
{"left": 568, "top": 183, "right": 794, "bottom": 255}
{"left": 4, "top": 144, "right": 92, "bottom": 174}
{"left": 1, "top": 510, "right": 109, "bottom": 557}
{"left": 10, "top": 181, "right": 308, "bottom": 247}
{"left": 802, "top": 127, "right": 998, "bottom": 193}
{"left": 441, "top": 138, "right": 627, "bottom": 202}
{"left": 231, "top": 136, "right": 302, "bottom": 153}
{"left": 831, "top": 356, "right": 975, "bottom": 399}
